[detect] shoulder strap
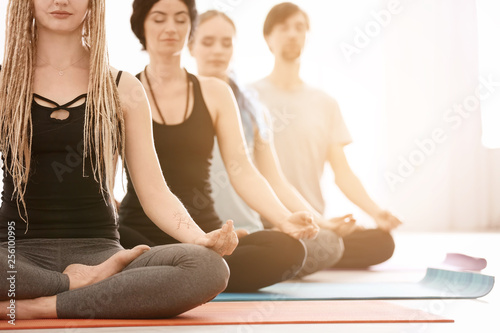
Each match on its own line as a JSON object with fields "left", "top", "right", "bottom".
{"left": 189, "top": 72, "right": 201, "bottom": 97}
{"left": 115, "top": 70, "right": 123, "bottom": 86}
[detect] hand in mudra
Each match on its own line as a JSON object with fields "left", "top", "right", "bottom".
{"left": 317, "top": 214, "right": 358, "bottom": 237}
{"left": 277, "top": 211, "right": 320, "bottom": 240}
{"left": 194, "top": 220, "right": 239, "bottom": 256}
{"left": 374, "top": 210, "right": 402, "bottom": 231}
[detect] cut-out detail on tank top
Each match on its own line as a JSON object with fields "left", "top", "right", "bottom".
{"left": 33, "top": 93, "right": 87, "bottom": 121}
{"left": 31, "top": 70, "right": 123, "bottom": 121}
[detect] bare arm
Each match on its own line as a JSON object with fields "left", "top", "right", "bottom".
{"left": 253, "top": 131, "right": 321, "bottom": 216}
{"left": 116, "top": 71, "right": 237, "bottom": 254}
{"left": 200, "top": 77, "right": 318, "bottom": 239}
{"left": 254, "top": 130, "right": 356, "bottom": 236}
{"left": 328, "top": 143, "right": 402, "bottom": 231}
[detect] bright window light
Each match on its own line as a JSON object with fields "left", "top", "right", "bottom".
{"left": 477, "top": 0, "right": 500, "bottom": 149}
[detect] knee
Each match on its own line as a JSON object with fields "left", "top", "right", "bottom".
{"left": 319, "top": 229, "right": 345, "bottom": 266}
{"left": 273, "top": 232, "right": 307, "bottom": 279}
{"left": 150, "top": 243, "right": 230, "bottom": 297}
{"left": 249, "top": 230, "right": 306, "bottom": 280}
{"left": 270, "top": 231, "right": 307, "bottom": 267}
{"left": 370, "top": 229, "right": 396, "bottom": 265}
{"left": 296, "top": 229, "right": 344, "bottom": 278}
{"left": 183, "top": 245, "right": 230, "bottom": 294}
{"left": 204, "top": 248, "right": 230, "bottom": 294}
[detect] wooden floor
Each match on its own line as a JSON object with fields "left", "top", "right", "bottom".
{"left": 4, "top": 232, "right": 499, "bottom": 333}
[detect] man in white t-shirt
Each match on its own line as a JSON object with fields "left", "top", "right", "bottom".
{"left": 252, "top": 2, "right": 402, "bottom": 268}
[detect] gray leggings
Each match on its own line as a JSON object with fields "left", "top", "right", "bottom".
{"left": 296, "top": 229, "right": 344, "bottom": 278}
{"left": 296, "top": 228, "right": 396, "bottom": 278}
{"left": 0, "top": 238, "right": 229, "bottom": 319}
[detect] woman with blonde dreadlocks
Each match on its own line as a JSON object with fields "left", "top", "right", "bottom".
{"left": 0, "top": 0, "right": 237, "bottom": 320}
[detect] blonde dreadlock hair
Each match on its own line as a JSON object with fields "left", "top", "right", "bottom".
{"left": 0, "top": 0, "right": 125, "bottom": 231}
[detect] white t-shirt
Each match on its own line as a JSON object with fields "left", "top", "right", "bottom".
{"left": 251, "top": 78, "right": 352, "bottom": 214}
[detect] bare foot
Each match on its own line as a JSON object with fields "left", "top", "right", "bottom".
{"left": 63, "top": 245, "right": 150, "bottom": 290}
{"left": 1, "top": 296, "right": 57, "bottom": 320}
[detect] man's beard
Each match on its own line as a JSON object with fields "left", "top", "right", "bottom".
{"left": 281, "top": 43, "right": 302, "bottom": 61}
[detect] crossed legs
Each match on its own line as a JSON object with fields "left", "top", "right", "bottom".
{"left": 1, "top": 239, "right": 229, "bottom": 319}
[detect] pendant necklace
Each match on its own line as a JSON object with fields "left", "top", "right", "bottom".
{"left": 37, "top": 54, "right": 86, "bottom": 76}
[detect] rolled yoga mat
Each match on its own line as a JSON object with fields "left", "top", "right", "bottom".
{"left": 0, "top": 300, "right": 452, "bottom": 330}
{"left": 369, "top": 252, "right": 488, "bottom": 272}
{"left": 215, "top": 268, "right": 495, "bottom": 301}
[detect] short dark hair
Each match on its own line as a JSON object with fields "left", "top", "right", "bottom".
{"left": 131, "top": 0, "right": 198, "bottom": 50}
{"left": 263, "top": 2, "right": 309, "bottom": 37}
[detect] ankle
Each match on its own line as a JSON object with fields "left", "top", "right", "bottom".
{"left": 16, "top": 296, "right": 57, "bottom": 319}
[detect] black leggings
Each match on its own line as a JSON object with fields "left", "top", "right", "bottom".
{"left": 334, "top": 228, "right": 395, "bottom": 268}
{"left": 119, "top": 226, "right": 306, "bottom": 292}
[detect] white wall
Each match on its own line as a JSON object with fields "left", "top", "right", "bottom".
{"left": 0, "top": 0, "right": 499, "bottom": 231}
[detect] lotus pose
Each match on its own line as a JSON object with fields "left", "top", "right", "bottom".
{"left": 0, "top": 0, "right": 237, "bottom": 320}
{"left": 118, "top": 0, "right": 319, "bottom": 291}
{"left": 251, "top": 2, "right": 401, "bottom": 268}
{"left": 188, "top": 10, "right": 360, "bottom": 277}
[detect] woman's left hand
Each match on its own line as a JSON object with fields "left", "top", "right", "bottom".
{"left": 374, "top": 210, "right": 402, "bottom": 231}
{"left": 277, "top": 211, "right": 320, "bottom": 240}
{"left": 318, "top": 214, "right": 358, "bottom": 237}
{"left": 194, "top": 220, "right": 239, "bottom": 256}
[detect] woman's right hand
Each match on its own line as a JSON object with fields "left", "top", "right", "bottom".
{"left": 194, "top": 220, "right": 238, "bottom": 256}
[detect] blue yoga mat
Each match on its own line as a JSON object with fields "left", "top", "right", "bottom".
{"left": 215, "top": 268, "right": 495, "bottom": 301}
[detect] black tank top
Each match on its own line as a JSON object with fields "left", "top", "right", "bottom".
{"left": 119, "top": 73, "right": 222, "bottom": 244}
{"left": 0, "top": 72, "right": 123, "bottom": 241}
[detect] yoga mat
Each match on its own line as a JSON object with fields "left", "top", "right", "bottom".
{"left": 215, "top": 268, "right": 495, "bottom": 301}
{"left": 0, "top": 300, "right": 452, "bottom": 330}
{"left": 441, "top": 253, "right": 487, "bottom": 271}
{"left": 370, "top": 252, "right": 488, "bottom": 272}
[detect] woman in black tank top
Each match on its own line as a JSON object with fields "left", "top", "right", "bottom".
{"left": 121, "top": 0, "right": 319, "bottom": 292}
{"left": 0, "top": 0, "right": 236, "bottom": 320}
